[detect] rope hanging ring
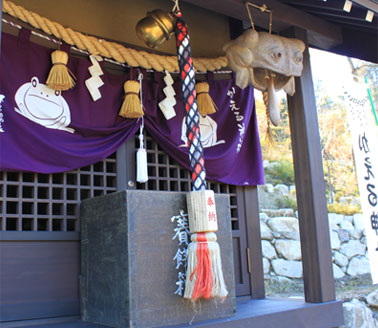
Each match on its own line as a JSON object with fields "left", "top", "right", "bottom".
{"left": 245, "top": 2, "right": 273, "bottom": 34}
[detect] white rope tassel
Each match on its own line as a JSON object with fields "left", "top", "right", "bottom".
{"left": 209, "top": 241, "right": 228, "bottom": 298}
{"left": 183, "top": 241, "right": 198, "bottom": 299}
{"left": 136, "top": 73, "right": 148, "bottom": 183}
{"left": 184, "top": 232, "right": 228, "bottom": 300}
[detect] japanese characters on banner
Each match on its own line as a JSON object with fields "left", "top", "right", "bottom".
{"left": 344, "top": 81, "right": 378, "bottom": 284}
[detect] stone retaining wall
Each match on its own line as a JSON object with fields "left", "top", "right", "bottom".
{"left": 259, "top": 208, "right": 378, "bottom": 327}
{"left": 260, "top": 209, "right": 370, "bottom": 280}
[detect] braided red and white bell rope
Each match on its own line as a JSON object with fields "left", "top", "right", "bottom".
{"left": 174, "top": 11, "right": 206, "bottom": 191}
{"left": 174, "top": 9, "right": 227, "bottom": 301}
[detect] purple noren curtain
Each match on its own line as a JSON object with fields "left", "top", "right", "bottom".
{"left": 0, "top": 30, "right": 264, "bottom": 186}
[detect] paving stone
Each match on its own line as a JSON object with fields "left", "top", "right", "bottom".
{"left": 353, "top": 213, "right": 365, "bottom": 231}
{"left": 340, "top": 240, "right": 366, "bottom": 259}
{"left": 263, "top": 258, "right": 270, "bottom": 274}
{"left": 267, "top": 217, "right": 299, "bottom": 240}
{"left": 365, "top": 289, "right": 378, "bottom": 309}
{"left": 342, "top": 299, "right": 376, "bottom": 328}
{"left": 338, "top": 229, "right": 350, "bottom": 243}
{"left": 275, "top": 240, "right": 301, "bottom": 260}
{"left": 274, "top": 184, "right": 289, "bottom": 195}
{"left": 340, "top": 220, "right": 362, "bottom": 239}
{"left": 328, "top": 213, "right": 344, "bottom": 228}
{"left": 261, "top": 240, "right": 277, "bottom": 260}
{"left": 259, "top": 212, "right": 270, "bottom": 222}
{"left": 347, "top": 257, "right": 370, "bottom": 276}
{"left": 330, "top": 230, "right": 341, "bottom": 250}
{"left": 271, "top": 259, "right": 303, "bottom": 278}
{"left": 260, "top": 221, "right": 273, "bottom": 240}
{"left": 334, "top": 251, "right": 348, "bottom": 267}
{"left": 265, "top": 183, "right": 274, "bottom": 193}
{"left": 333, "top": 263, "right": 345, "bottom": 279}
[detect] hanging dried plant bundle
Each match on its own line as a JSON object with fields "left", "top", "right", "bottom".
{"left": 119, "top": 80, "right": 144, "bottom": 119}
{"left": 46, "top": 50, "right": 76, "bottom": 91}
{"left": 196, "top": 82, "right": 217, "bottom": 116}
{"left": 263, "top": 90, "right": 274, "bottom": 146}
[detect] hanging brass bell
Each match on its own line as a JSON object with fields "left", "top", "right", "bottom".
{"left": 136, "top": 9, "right": 176, "bottom": 48}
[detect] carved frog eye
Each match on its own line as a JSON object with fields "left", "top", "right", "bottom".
{"left": 272, "top": 52, "right": 282, "bottom": 60}
{"left": 294, "top": 52, "right": 303, "bottom": 64}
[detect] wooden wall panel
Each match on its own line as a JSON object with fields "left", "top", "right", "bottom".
{"left": 0, "top": 239, "right": 80, "bottom": 321}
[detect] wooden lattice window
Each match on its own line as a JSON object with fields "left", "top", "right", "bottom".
{"left": 136, "top": 133, "right": 239, "bottom": 219}
{"left": 0, "top": 153, "right": 117, "bottom": 232}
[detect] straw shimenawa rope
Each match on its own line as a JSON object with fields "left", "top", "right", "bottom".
{"left": 3, "top": 0, "right": 228, "bottom": 72}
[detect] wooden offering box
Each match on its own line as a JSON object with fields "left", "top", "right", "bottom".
{"left": 80, "top": 190, "right": 236, "bottom": 328}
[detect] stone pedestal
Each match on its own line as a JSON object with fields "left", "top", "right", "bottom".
{"left": 80, "top": 190, "right": 236, "bottom": 328}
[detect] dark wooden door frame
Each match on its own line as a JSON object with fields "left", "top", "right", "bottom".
{"left": 234, "top": 186, "right": 252, "bottom": 296}
{"left": 243, "top": 186, "right": 265, "bottom": 299}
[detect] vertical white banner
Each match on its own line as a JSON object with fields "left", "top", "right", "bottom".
{"left": 344, "top": 81, "right": 378, "bottom": 284}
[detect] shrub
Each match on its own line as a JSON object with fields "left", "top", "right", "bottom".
{"left": 265, "top": 160, "right": 295, "bottom": 185}
{"left": 327, "top": 202, "right": 362, "bottom": 216}
{"left": 275, "top": 195, "right": 297, "bottom": 211}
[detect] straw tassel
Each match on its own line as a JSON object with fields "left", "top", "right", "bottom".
{"left": 263, "top": 91, "right": 274, "bottom": 145}
{"left": 196, "top": 82, "right": 217, "bottom": 116}
{"left": 119, "top": 80, "right": 144, "bottom": 119}
{"left": 46, "top": 50, "right": 76, "bottom": 91}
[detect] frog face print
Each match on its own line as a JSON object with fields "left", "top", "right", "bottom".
{"left": 180, "top": 114, "right": 225, "bottom": 148}
{"left": 14, "top": 77, "right": 74, "bottom": 133}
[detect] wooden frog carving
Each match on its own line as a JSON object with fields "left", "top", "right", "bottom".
{"left": 223, "top": 29, "right": 305, "bottom": 125}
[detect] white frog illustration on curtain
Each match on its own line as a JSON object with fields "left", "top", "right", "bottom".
{"left": 180, "top": 115, "right": 225, "bottom": 148}
{"left": 14, "top": 77, "right": 74, "bottom": 133}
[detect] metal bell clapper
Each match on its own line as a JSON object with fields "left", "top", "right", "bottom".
{"left": 136, "top": 9, "right": 176, "bottom": 48}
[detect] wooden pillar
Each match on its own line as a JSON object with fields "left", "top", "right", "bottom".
{"left": 116, "top": 138, "right": 136, "bottom": 191}
{"left": 244, "top": 186, "right": 265, "bottom": 299}
{"left": 285, "top": 27, "right": 335, "bottom": 303}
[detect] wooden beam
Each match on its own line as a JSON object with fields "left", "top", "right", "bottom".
{"left": 352, "top": 0, "right": 378, "bottom": 13}
{"left": 181, "top": 0, "right": 343, "bottom": 49}
{"left": 285, "top": 27, "right": 336, "bottom": 303}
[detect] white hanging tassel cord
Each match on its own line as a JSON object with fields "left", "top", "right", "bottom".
{"left": 136, "top": 73, "right": 149, "bottom": 183}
